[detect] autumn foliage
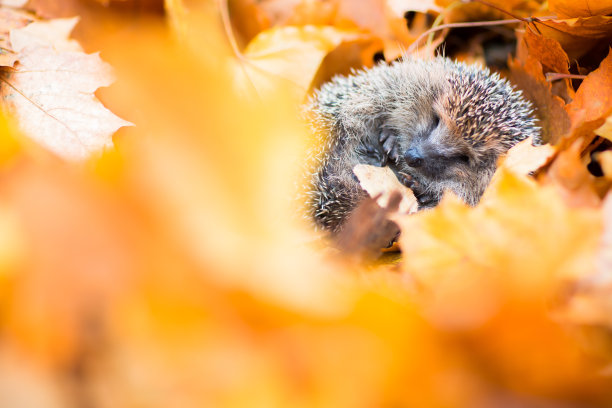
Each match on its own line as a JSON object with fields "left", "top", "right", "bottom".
{"left": 1, "top": 0, "right": 612, "bottom": 407}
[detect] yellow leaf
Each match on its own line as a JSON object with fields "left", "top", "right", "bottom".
{"left": 237, "top": 25, "right": 371, "bottom": 99}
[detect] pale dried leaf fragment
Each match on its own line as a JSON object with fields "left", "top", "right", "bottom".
{"left": 0, "top": 8, "right": 35, "bottom": 67}
{"left": 595, "top": 114, "right": 612, "bottom": 142}
{"left": 10, "top": 17, "right": 81, "bottom": 52}
{"left": 497, "top": 137, "right": 556, "bottom": 176}
{"left": 0, "top": 0, "right": 28, "bottom": 7}
{"left": 0, "top": 19, "right": 131, "bottom": 161}
{"left": 353, "top": 164, "right": 418, "bottom": 215}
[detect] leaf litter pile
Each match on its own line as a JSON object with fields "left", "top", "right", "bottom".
{"left": 2, "top": 0, "right": 612, "bottom": 406}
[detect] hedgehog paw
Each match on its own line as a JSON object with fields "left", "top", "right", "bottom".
{"left": 361, "top": 144, "right": 387, "bottom": 166}
{"left": 397, "top": 171, "right": 414, "bottom": 188}
{"left": 380, "top": 129, "right": 401, "bottom": 164}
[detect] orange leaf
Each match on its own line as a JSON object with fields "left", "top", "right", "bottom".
{"left": 507, "top": 55, "right": 571, "bottom": 144}
{"left": 549, "top": 0, "right": 612, "bottom": 18}
{"left": 567, "top": 48, "right": 612, "bottom": 124}
{"left": 537, "top": 16, "right": 612, "bottom": 60}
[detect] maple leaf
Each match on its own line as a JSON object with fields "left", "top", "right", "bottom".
{"left": 0, "top": 17, "right": 131, "bottom": 161}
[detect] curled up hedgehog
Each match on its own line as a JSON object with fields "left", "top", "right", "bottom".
{"left": 304, "top": 57, "right": 541, "bottom": 234}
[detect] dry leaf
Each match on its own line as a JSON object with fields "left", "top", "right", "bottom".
{"left": 0, "top": 18, "right": 131, "bottom": 160}
{"left": 353, "top": 164, "right": 418, "bottom": 215}
{"left": 549, "top": 0, "right": 612, "bottom": 18}
{"left": 495, "top": 136, "right": 556, "bottom": 177}
{"left": 561, "top": 48, "right": 612, "bottom": 148}
{"left": 522, "top": 29, "right": 570, "bottom": 75}
{"left": 396, "top": 169, "right": 604, "bottom": 395}
{"left": 507, "top": 55, "right": 571, "bottom": 144}
{"left": 236, "top": 25, "right": 374, "bottom": 99}
{"left": 537, "top": 16, "right": 612, "bottom": 60}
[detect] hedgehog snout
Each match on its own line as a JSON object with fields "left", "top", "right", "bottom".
{"left": 404, "top": 147, "right": 424, "bottom": 168}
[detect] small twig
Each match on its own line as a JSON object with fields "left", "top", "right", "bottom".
{"left": 545, "top": 73, "right": 587, "bottom": 82}
{"left": 407, "top": 19, "right": 523, "bottom": 55}
{"left": 219, "top": 0, "right": 246, "bottom": 62}
{"left": 425, "top": 1, "right": 462, "bottom": 50}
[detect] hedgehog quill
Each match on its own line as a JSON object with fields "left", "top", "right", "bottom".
{"left": 305, "top": 57, "right": 541, "bottom": 234}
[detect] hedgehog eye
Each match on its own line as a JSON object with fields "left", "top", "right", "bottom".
{"left": 432, "top": 114, "right": 440, "bottom": 128}
{"left": 455, "top": 154, "right": 470, "bottom": 165}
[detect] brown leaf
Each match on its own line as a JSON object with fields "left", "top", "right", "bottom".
{"left": 334, "top": 194, "right": 401, "bottom": 259}
{"left": 507, "top": 55, "right": 571, "bottom": 144}
{"left": 549, "top": 0, "right": 612, "bottom": 18}
{"left": 0, "top": 18, "right": 131, "bottom": 160}
{"left": 536, "top": 16, "right": 612, "bottom": 60}
{"left": 522, "top": 29, "right": 570, "bottom": 75}
{"left": 563, "top": 47, "right": 612, "bottom": 146}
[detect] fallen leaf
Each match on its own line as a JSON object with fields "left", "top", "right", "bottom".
{"left": 0, "top": 18, "right": 131, "bottom": 160}
{"left": 396, "top": 169, "right": 604, "bottom": 395}
{"left": 353, "top": 164, "right": 418, "bottom": 215}
{"left": 334, "top": 194, "right": 401, "bottom": 259}
{"left": 236, "top": 25, "right": 375, "bottom": 99}
{"left": 562, "top": 47, "right": 612, "bottom": 147}
{"left": 537, "top": 16, "right": 612, "bottom": 60}
{"left": 549, "top": 0, "right": 612, "bottom": 18}
{"left": 495, "top": 136, "right": 556, "bottom": 177}
{"left": 521, "top": 29, "right": 570, "bottom": 75}
{"left": 437, "top": 0, "right": 539, "bottom": 22}
{"left": 507, "top": 55, "right": 571, "bottom": 144}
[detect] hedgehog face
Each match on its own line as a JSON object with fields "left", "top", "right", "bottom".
{"left": 397, "top": 111, "right": 490, "bottom": 180}
{"left": 392, "top": 91, "right": 506, "bottom": 207}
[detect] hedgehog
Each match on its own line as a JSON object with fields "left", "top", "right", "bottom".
{"left": 304, "top": 57, "right": 540, "bottom": 234}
